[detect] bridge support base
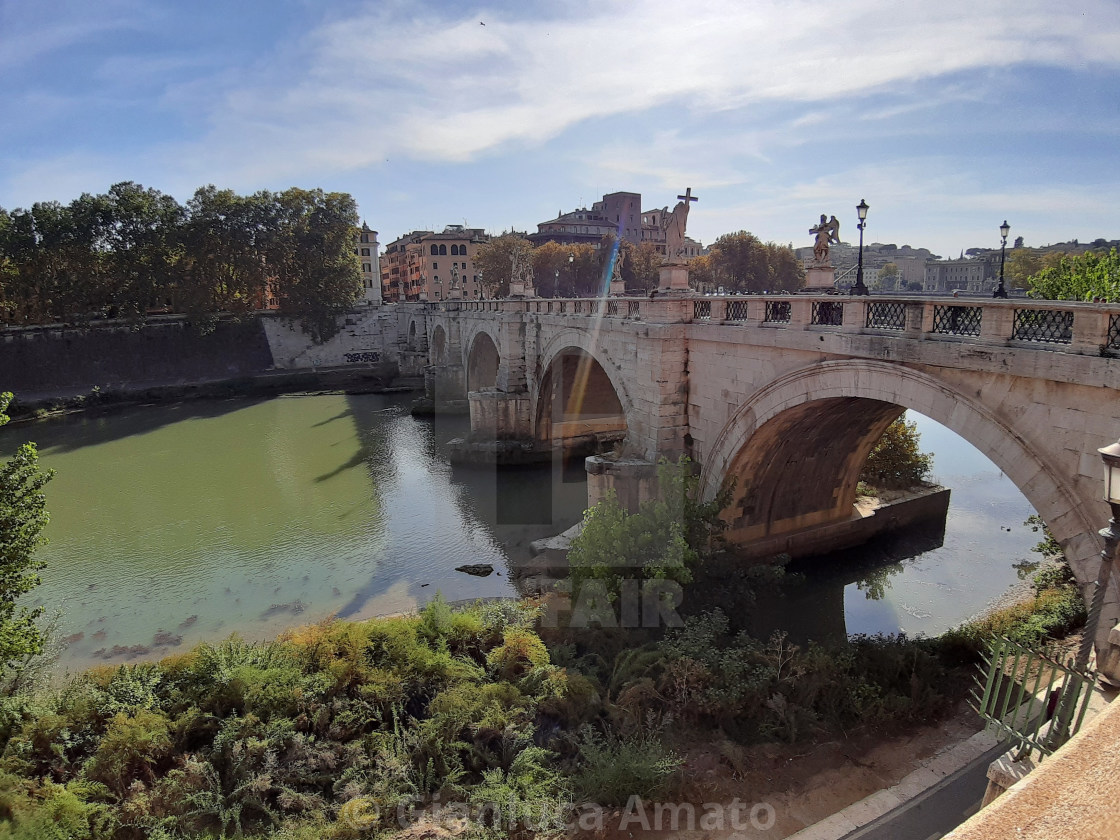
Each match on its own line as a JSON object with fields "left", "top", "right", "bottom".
{"left": 586, "top": 456, "right": 659, "bottom": 513}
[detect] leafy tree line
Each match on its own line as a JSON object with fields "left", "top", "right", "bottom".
{"left": 474, "top": 231, "right": 804, "bottom": 298}
{"left": 1025, "top": 247, "right": 1120, "bottom": 303}
{"left": 0, "top": 183, "right": 364, "bottom": 340}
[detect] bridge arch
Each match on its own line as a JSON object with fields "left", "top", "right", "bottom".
{"left": 533, "top": 336, "right": 630, "bottom": 447}
{"left": 430, "top": 324, "right": 447, "bottom": 366}
{"left": 700, "top": 359, "right": 1101, "bottom": 590}
{"left": 466, "top": 330, "right": 500, "bottom": 392}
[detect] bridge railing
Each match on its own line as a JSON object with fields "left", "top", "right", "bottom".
{"left": 419, "top": 296, "right": 1120, "bottom": 355}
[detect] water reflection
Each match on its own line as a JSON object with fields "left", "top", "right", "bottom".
{"left": 0, "top": 399, "right": 1040, "bottom": 670}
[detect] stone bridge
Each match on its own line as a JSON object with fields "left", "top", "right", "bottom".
{"left": 396, "top": 293, "right": 1120, "bottom": 661}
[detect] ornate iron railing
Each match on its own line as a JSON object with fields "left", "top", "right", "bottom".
{"left": 1013, "top": 309, "right": 1073, "bottom": 344}
{"left": 764, "top": 300, "right": 791, "bottom": 323}
{"left": 1107, "top": 314, "right": 1120, "bottom": 349}
{"left": 972, "top": 636, "right": 1095, "bottom": 760}
{"left": 866, "top": 301, "right": 906, "bottom": 331}
{"left": 607, "top": 300, "right": 619, "bottom": 316}
{"left": 726, "top": 299, "right": 750, "bottom": 321}
{"left": 573, "top": 301, "right": 584, "bottom": 314}
{"left": 932, "top": 305, "right": 982, "bottom": 337}
{"left": 628, "top": 301, "right": 641, "bottom": 318}
{"left": 812, "top": 301, "right": 843, "bottom": 326}
{"left": 693, "top": 300, "right": 711, "bottom": 320}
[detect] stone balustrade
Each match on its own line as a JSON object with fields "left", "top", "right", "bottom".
{"left": 427, "top": 295, "right": 1120, "bottom": 356}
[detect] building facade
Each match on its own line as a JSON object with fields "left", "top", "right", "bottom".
{"left": 530, "top": 191, "right": 652, "bottom": 250}
{"left": 924, "top": 257, "right": 996, "bottom": 293}
{"left": 379, "top": 226, "right": 489, "bottom": 303}
{"left": 357, "top": 223, "right": 381, "bottom": 305}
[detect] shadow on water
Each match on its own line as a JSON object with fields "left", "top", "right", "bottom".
{"left": 690, "top": 517, "right": 949, "bottom": 647}
{"left": 332, "top": 401, "right": 587, "bottom": 620}
{"left": 0, "top": 397, "right": 269, "bottom": 456}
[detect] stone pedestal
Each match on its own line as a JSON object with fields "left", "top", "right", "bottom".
{"left": 609, "top": 279, "right": 626, "bottom": 296}
{"left": 585, "top": 456, "right": 658, "bottom": 513}
{"left": 804, "top": 265, "right": 836, "bottom": 292}
{"left": 468, "top": 389, "right": 532, "bottom": 441}
{"left": 658, "top": 262, "right": 691, "bottom": 293}
{"left": 508, "top": 280, "right": 535, "bottom": 299}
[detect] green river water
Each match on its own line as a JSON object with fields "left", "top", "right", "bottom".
{"left": 0, "top": 394, "right": 1041, "bottom": 672}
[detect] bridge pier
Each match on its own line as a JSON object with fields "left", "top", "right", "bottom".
{"left": 585, "top": 456, "right": 659, "bottom": 512}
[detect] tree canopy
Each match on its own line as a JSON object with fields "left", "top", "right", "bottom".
{"left": 0, "top": 392, "right": 52, "bottom": 676}
{"left": 0, "top": 183, "right": 363, "bottom": 340}
{"left": 699, "top": 232, "right": 804, "bottom": 293}
{"left": 859, "top": 416, "right": 933, "bottom": 491}
{"left": 1026, "top": 248, "right": 1120, "bottom": 302}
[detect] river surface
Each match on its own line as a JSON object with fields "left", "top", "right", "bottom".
{"left": 1, "top": 395, "right": 1042, "bottom": 670}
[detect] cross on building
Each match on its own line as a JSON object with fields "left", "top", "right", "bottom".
{"left": 678, "top": 187, "right": 698, "bottom": 206}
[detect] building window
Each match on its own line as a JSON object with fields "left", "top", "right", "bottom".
{"left": 433, "top": 262, "right": 438, "bottom": 269}
{"left": 439, "top": 244, "right": 447, "bottom": 255}
{"left": 362, "top": 263, "right": 371, "bottom": 273}
{"left": 361, "top": 248, "right": 370, "bottom": 256}
{"left": 430, "top": 244, "right": 438, "bottom": 255}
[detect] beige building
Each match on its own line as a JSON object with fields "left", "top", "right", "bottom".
{"left": 379, "top": 226, "right": 489, "bottom": 303}
{"left": 924, "top": 256, "right": 996, "bottom": 293}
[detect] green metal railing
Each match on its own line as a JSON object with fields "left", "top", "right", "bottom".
{"left": 972, "top": 636, "right": 1095, "bottom": 759}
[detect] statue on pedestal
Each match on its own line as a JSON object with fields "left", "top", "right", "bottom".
{"left": 810, "top": 214, "right": 841, "bottom": 265}
{"left": 662, "top": 187, "right": 699, "bottom": 263}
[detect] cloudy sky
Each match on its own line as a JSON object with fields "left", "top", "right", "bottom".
{"left": 2, "top": 0, "right": 1117, "bottom": 258}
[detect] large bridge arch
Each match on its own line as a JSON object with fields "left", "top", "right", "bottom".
{"left": 700, "top": 360, "right": 1102, "bottom": 594}
{"left": 466, "top": 330, "right": 500, "bottom": 392}
{"left": 535, "top": 329, "right": 634, "bottom": 419}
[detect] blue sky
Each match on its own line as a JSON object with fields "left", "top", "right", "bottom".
{"left": 2, "top": 0, "right": 1118, "bottom": 258}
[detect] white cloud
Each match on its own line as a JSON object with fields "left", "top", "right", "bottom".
{"left": 164, "top": 0, "right": 1120, "bottom": 182}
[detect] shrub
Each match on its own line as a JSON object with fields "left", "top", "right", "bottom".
{"left": 82, "top": 710, "right": 173, "bottom": 797}
{"left": 573, "top": 725, "right": 681, "bottom": 806}
{"left": 486, "top": 630, "right": 550, "bottom": 683}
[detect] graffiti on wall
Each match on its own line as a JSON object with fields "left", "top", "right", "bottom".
{"left": 344, "top": 351, "right": 381, "bottom": 364}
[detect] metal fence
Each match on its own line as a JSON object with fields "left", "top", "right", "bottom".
{"left": 1012, "top": 309, "right": 1074, "bottom": 344}
{"left": 812, "top": 301, "right": 843, "bottom": 326}
{"left": 1108, "top": 314, "right": 1120, "bottom": 350}
{"left": 972, "top": 636, "right": 1095, "bottom": 760}
{"left": 628, "top": 300, "right": 641, "bottom": 318}
{"left": 866, "top": 301, "right": 906, "bottom": 331}
{"left": 932, "top": 305, "right": 982, "bottom": 337}
{"left": 726, "top": 299, "right": 750, "bottom": 322}
{"left": 764, "top": 300, "right": 791, "bottom": 323}
{"left": 694, "top": 300, "right": 711, "bottom": 320}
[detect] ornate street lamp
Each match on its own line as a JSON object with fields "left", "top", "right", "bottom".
{"left": 567, "top": 252, "right": 574, "bottom": 298}
{"left": 850, "top": 199, "right": 870, "bottom": 296}
{"left": 1073, "top": 440, "right": 1120, "bottom": 671}
{"left": 993, "top": 220, "right": 1010, "bottom": 299}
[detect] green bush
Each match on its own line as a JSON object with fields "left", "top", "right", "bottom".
{"left": 573, "top": 725, "right": 680, "bottom": 806}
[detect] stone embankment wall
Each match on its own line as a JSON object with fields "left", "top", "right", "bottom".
{"left": 1, "top": 305, "right": 413, "bottom": 401}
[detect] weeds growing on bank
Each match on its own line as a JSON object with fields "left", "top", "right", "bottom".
{"left": 0, "top": 592, "right": 990, "bottom": 840}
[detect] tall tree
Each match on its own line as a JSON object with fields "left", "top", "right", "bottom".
{"left": 624, "top": 242, "right": 663, "bottom": 293}
{"left": 0, "top": 392, "right": 52, "bottom": 675}
{"left": 475, "top": 234, "right": 533, "bottom": 299}
{"left": 260, "top": 188, "right": 362, "bottom": 341}
{"left": 705, "top": 232, "right": 804, "bottom": 293}
{"left": 177, "top": 186, "right": 271, "bottom": 317}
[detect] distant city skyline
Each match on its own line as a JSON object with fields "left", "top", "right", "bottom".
{"left": 2, "top": 0, "right": 1118, "bottom": 260}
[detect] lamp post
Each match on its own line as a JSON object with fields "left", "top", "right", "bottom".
{"left": 850, "top": 199, "right": 870, "bottom": 296}
{"left": 568, "top": 252, "right": 574, "bottom": 298}
{"left": 993, "top": 220, "right": 1010, "bottom": 299}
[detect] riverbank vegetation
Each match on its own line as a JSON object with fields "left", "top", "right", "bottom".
{"left": 0, "top": 183, "right": 362, "bottom": 340}
{"left": 0, "top": 402, "right": 1088, "bottom": 837}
